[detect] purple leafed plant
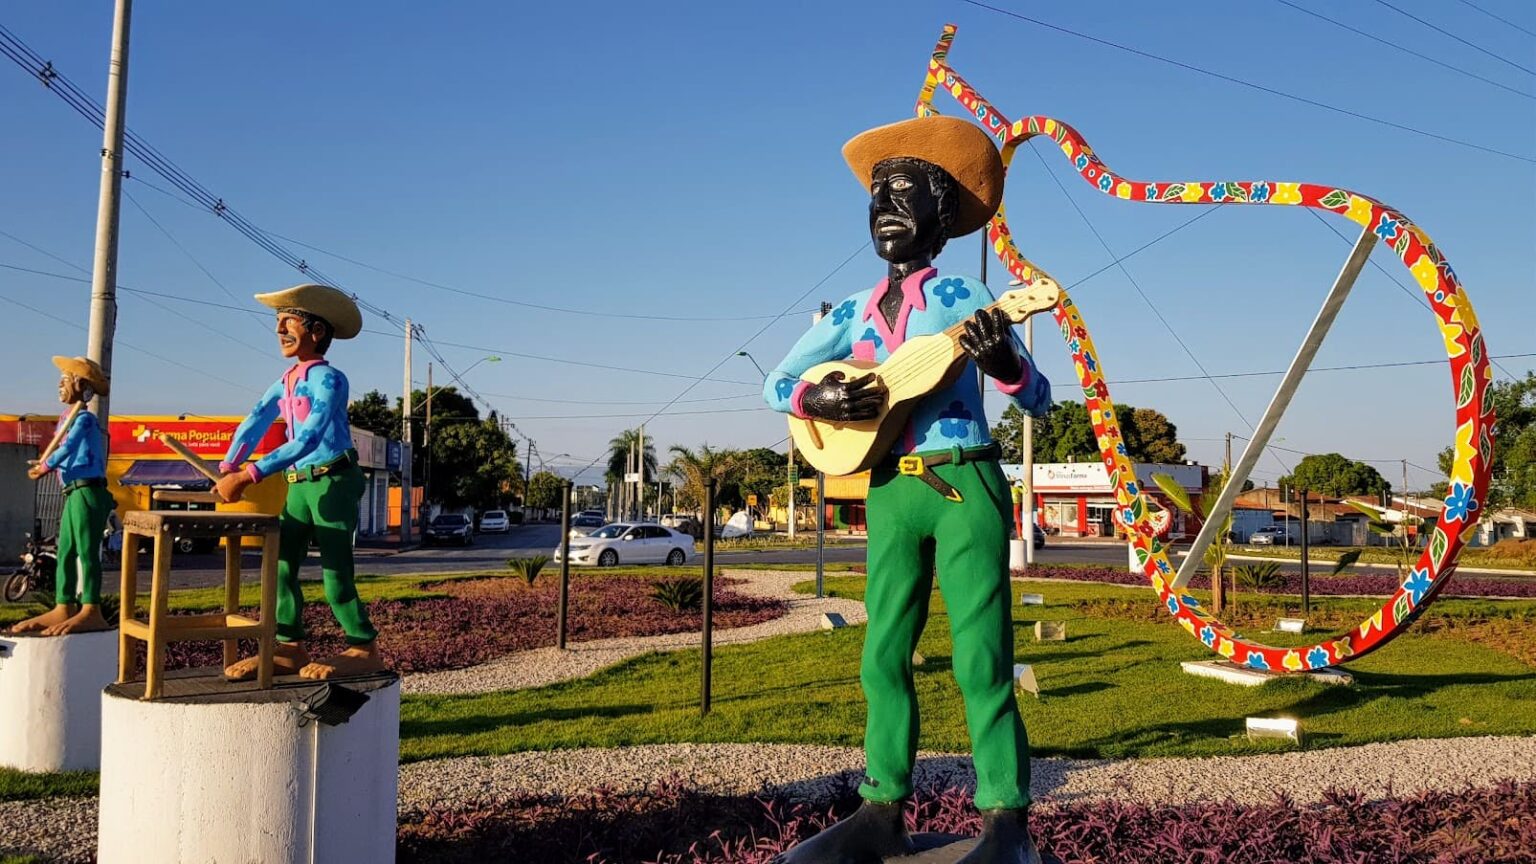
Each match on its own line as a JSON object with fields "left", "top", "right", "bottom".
{"left": 396, "top": 779, "right": 1536, "bottom": 864}
{"left": 1011, "top": 564, "right": 1536, "bottom": 599}
{"left": 157, "top": 576, "right": 784, "bottom": 674}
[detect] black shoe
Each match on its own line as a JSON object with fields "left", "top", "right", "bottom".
{"left": 772, "top": 799, "right": 913, "bottom": 864}
{"left": 954, "top": 809, "right": 1043, "bottom": 864}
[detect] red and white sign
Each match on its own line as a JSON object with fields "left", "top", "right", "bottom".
{"left": 112, "top": 419, "right": 288, "bottom": 458}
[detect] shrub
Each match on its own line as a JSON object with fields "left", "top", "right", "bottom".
{"left": 507, "top": 555, "right": 550, "bottom": 587}
{"left": 651, "top": 577, "right": 704, "bottom": 612}
{"left": 1234, "top": 561, "right": 1285, "bottom": 591}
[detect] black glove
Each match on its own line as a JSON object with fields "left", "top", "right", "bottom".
{"left": 958, "top": 307, "right": 1024, "bottom": 384}
{"left": 801, "top": 370, "right": 886, "bottom": 422}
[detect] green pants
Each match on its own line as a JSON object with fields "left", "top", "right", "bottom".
{"left": 276, "top": 465, "right": 376, "bottom": 645}
{"left": 860, "top": 456, "right": 1029, "bottom": 810}
{"left": 56, "top": 485, "right": 114, "bottom": 606}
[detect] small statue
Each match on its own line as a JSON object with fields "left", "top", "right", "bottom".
{"left": 764, "top": 116, "right": 1051, "bottom": 864}
{"left": 214, "top": 284, "right": 385, "bottom": 680}
{"left": 10, "top": 356, "right": 116, "bottom": 637}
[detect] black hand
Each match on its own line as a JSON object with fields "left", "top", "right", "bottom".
{"left": 958, "top": 308, "right": 1024, "bottom": 383}
{"left": 802, "top": 371, "right": 887, "bottom": 422}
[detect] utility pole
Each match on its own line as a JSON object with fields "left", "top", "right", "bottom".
{"left": 1225, "top": 432, "right": 1233, "bottom": 473}
{"left": 1300, "top": 488, "right": 1312, "bottom": 615}
{"left": 400, "top": 320, "right": 414, "bottom": 545}
{"left": 787, "top": 436, "right": 797, "bottom": 541}
{"left": 85, "top": 0, "right": 134, "bottom": 440}
{"left": 1402, "top": 459, "right": 1410, "bottom": 546}
{"left": 423, "top": 361, "right": 433, "bottom": 507}
{"left": 638, "top": 424, "right": 645, "bottom": 520}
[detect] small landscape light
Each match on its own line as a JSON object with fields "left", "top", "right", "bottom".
{"left": 1245, "top": 716, "right": 1300, "bottom": 744}
{"left": 1034, "top": 621, "right": 1066, "bottom": 642}
{"left": 819, "top": 612, "right": 847, "bottom": 630}
{"left": 1018, "top": 593, "right": 1045, "bottom": 606}
{"left": 1275, "top": 618, "right": 1306, "bottom": 634}
{"left": 1012, "top": 663, "right": 1040, "bottom": 697}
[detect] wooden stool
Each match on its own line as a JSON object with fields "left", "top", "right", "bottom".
{"left": 118, "top": 509, "right": 281, "bottom": 700}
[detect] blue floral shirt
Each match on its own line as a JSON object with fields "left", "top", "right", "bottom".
{"left": 222, "top": 360, "right": 354, "bottom": 481}
{"left": 763, "top": 267, "right": 1050, "bottom": 456}
{"left": 45, "top": 410, "right": 106, "bottom": 484}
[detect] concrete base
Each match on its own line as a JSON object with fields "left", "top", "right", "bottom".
{"left": 1009, "top": 539, "right": 1027, "bottom": 570}
{"left": 97, "top": 669, "right": 399, "bottom": 864}
{"left": 1181, "top": 659, "right": 1354, "bottom": 687}
{"left": 0, "top": 629, "right": 117, "bottom": 772}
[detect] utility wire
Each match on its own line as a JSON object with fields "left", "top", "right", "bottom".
{"left": 1368, "top": 0, "right": 1536, "bottom": 76}
{"left": 1453, "top": 0, "right": 1536, "bottom": 39}
{"left": 957, "top": 0, "right": 1536, "bottom": 164}
{"left": 1109, "top": 352, "right": 1536, "bottom": 384}
{"left": 122, "top": 187, "right": 243, "bottom": 302}
{"left": 1271, "top": 0, "right": 1534, "bottom": 100}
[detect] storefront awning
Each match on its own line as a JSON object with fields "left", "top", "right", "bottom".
{"left": 119, "top": 460, "right": 214, "bottom": 490}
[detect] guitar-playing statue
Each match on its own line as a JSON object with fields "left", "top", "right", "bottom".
{"left": 764, "top": 115, "right": 1052, "bottom": 864}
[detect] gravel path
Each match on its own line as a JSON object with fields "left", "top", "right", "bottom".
{"left": 7, "top": 736, "right": 1533, "bottom": 862}
{"left": 403, "top": 569, "right": 865, "bottom": 695}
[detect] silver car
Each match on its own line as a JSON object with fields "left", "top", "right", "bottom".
{"left": 555, "top": 522, "right": 696, "bottom": 567}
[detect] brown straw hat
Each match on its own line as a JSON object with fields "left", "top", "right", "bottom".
{"left": 254, "top": 283, "right": 362, "bottom": 340}
{"left": 52, "top": 356, "right": 110, "bottom": 395}
{"left": 842, "top": 115, "right": 1005, "bottom": 238}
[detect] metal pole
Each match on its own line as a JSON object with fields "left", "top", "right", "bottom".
{"left": 423, "top": 362, "right": 433, "bottom": 507}
{"left": 1301, "top": 489, "right": 1311, "bottom": 615}
{"left": 787, "top": 436, "right": 796, "bottom": 541}
{"left": 557, "top": 480, "right": 572, "bottom": 650}
{"left": 701, "top": 478, "right": 716, "bottom": 716}
{"left": 638, "top": 424, "right": 645, "bottom": 520}
{"left": 1022, "top": 315, "right": 1036, "bottom": 565}
{"left": 85, "top": 0, "right": 133, "bottom": 440}
{"left": 1172, "top": 223, "right": 1377, "bottom": 590}
{"left": 401, "top": 320, "right": 413, "bottom": 545}
{"left": 815, "top": 471, "right": 826, "bottom": 598}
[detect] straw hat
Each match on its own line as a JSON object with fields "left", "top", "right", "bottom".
{"left": 842, "top": 115, "right": 1005, "bottom": 238}
{"left": 52, "top": 356, "right": 110, "bottom": 395}
{"left": 254, "top": 283, "right": 362, "bottom": 340}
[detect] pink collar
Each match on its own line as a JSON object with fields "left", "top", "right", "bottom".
{"left": 862, "top": 266, "right": 935, "bottom": 351}
{"left": 284, "top": 359, "right": 328, "bottom": 395}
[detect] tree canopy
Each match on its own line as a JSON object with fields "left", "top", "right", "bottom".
{"left": 1437, "top": 370, "right": 1536, "bottom": 509}
{"left": 347, "top": 387, "right": 522, "bottom": 510}
{"left": 1278, "top": 453, "right": 1390, "bottom": 497}
{"left": 992, "top": 400, "right": 1186, "bottom": 465}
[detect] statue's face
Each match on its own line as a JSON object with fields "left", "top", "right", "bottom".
{"left": 869, "top": 159, "right": 943, "bottom": 265}
{"left": 275, "top": 312, "right": 323, "bottom": 359}
{"left": 57, "top": 374, "right": 77, "bottom": 404}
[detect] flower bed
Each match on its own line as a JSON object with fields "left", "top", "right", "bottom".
{"left": 1012, "top": 564, "right": 1536, "bottom": 599}
{"left": 397, "top": 779, "right": 1535, "bottom": 863}
{"left": 160, "top": 576, "right": 785, "bottom": 674}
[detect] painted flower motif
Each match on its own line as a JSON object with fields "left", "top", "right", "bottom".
{"left": 1209, "top": 182, "right": 1229, "bottom": 202}
{"left": 1410, "top": 255, "right": 1439, "bottom": 291}
{"left": 860, "top": 328, "right": 884, "bottom": 350}
{"left": 933, "top": 277, "right": 972, "bottom": 308}
{"left": 1085, "top": 355, "right": 1098, "bottom": 373}
{"left": 1306, "top": 646, "right": 1331, "bottom": 669}
{"left": 1374, "top": 214, "right": 1401, "bottom": 241}
{"left": 1074, "top": 154, "right": 1089, "bottom": 170}
{"left": 1073, "top": 326, "right": 1087, "bottom": 339}
{"left": 1245, "top": 652, "right": 1271, "bottom": 671}
{"left": 1346, "top": 195, "right": 1374, "bottom": 224}
{"left": 1116, "top": 182, "right": 1133, "bottom": 199}
{"left": 1166, "top": 596, "right": 1180, "bottom": 614}
{"left": 1442, "top": 481, "right": 1477, "bottom": 523}
{"left": 1156, "top": 558, "right": 1171, "bottom": 574}
{"left": 1180, "top": 183, "right": 1205, "bottom": 203}
{"left": 774, "top": 378, "right": 796, "bottom": 401}
{"left": 1094, "top": 381, "right": 1109, "bottom": 399}
{"left": 1126, "top": 481, "right": 1138, "bottom": 496}
{"left": 1116, "top": 443, "right": 1128, "bottom": 457}
{"left": 1272, "top": 182, "right": 1303, "bottom": 204}
{"left": 1200, "top": 625, "right": 1216, "bottom": 647}
{"left": 1250, "top": 181, "right": 1271, "bottom": 202}
{"left": 1404, "top": 567, "right": 1432, "bottom": 605}
{"left": 1069, "top": 339, "right": 1081, "bottom": 354}
{"left": 937, "top": 400, "right": 973, "bottom": 439}
{"left": 1144, "top": 184, "right": 1160, "bottom": 201}
{"left": 1098, "top": 173, "right": 1113, "bottom": 192}
{"left": 830, "top": 299, "right": 857, "bottom": 326}
{"left": 1180, "top": 593, "right": 1201, "bottom": 609}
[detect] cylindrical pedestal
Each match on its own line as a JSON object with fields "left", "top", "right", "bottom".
{"left": 0, "top": 630, "right": 117, "bottom": 772}
{"left": 97, "top": 674, "right": 399, "bottom": 864}
{"left": 1008, "top": 538, "right": 1027, "bottom": 571}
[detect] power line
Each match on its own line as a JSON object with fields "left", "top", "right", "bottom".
{"left": 122, "top": 186, "right": 242, "bottom": 302}
{"left": 957, "top": 0, "right": 1536, "bottom": 164}
{"left": 1453, "top": 0, "right": 1536, "bottom": 39}
{"left": 1108, "top": 353, "right": 1536, "bottom": 384}
{"left": 1271, "top": 0, "right": 1534, "bottom": 100}
{"left": 1368, "top": 0, "right": 1536, "bottom": 76}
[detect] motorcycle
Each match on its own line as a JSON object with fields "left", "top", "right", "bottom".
{"left": 4, "top": 532, "right": 57, "bottom": 603}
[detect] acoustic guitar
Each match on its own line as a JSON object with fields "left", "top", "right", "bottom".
{"left": 788, "top": 279, "right": 1061, "bottom": 476}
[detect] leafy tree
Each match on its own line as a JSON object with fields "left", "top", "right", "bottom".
{"left": 992, "top": 400, "right": 1185, "bottom": 464}
{"left": 735, "top": 447, "right": 790, "bottom": 508}
{"left": 1123, "top": 407, "right": 1187, "bottom": 464}
{"left": 1437, "top": 370, "right": 1536, "bottom": 510}
{"left": 665, "top": 444, "right": 739, "bottom": 514}
{"left": 1278, "top": 453, "right": 1390, "bottom": 498}
{"left": 347, "top": 390, "right": 398, "bottom": 440}
{"left": 524, "top": 470, "right": 566, "bottom": 511}
{"left": 429, "top": 418, "right": 520, "bottom": 510}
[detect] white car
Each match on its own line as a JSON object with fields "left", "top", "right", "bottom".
{"left": 478, "top": 510, "right": 511, "bottom": 534}
{"left": 555, "top": 522, "right": 696, "bottom": 567}
{"left": 1248, "top": 526, "right": 1293, "bottom": 546}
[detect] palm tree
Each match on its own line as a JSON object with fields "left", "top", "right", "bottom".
{"left": 665, "top": 444, "right": 740, "bottom": 517}
{"left": 605, "top": 428, "right": 657, "bottom": 519}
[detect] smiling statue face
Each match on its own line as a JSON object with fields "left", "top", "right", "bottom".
{"left": 57, "top": 374, "right": 84, "bottom": 405}
{"left": 276, "top": 312, "right": 323, "bottom": 360}
{"left": 869, "top": 159, "right": 945, "bottom": 266}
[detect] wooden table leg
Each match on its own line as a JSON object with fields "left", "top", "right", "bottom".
{"left": 256, "top": 529, "right": 279, "bottom": 690}
{"left": 222, "top": 535, "right": 241, "bottom": 670}
{"left": 118, "top": 531, "right": 140, "bottom": 683}
{"left": 144, "top": 528, "right": 173, "bottom": 701}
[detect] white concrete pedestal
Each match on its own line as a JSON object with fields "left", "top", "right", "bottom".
{"left": 97, "top": 670, "right": 400, "bottom": 864}
{"left": 1008, "top": 539, "right": 1027, "bottom": 571}
{"left": 0, "top": 630, "right": 117, "bottom": 772}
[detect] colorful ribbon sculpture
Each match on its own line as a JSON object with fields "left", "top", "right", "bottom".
{"left": 919, "top": 25, "right": 1494, "bottom": 671}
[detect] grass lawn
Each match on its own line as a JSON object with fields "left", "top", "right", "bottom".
{"left": 0, "top": 767, "right": 96, "bottom": 802}
{"left": 400, "top": 577, "right": 1536, "bottom": 763}
{"left": 1232, "top": 544, "right": 1535, "bottom": 574}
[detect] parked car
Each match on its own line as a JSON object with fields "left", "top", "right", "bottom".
{"left": 577, "top": 510, "right": 606, "bottom": 520}
{"left": 1031, "top": 524, "right": 1045, "bottom": 550}
{"left": 569, "top": 514, "right": 606, "bottom": 537}
{"left": 555, "top": 522, "right": 696, "bottom": 567}
{"left": 478, "top": 510, "right": 511, "bottom": 534}
{"left": 424, "top": 513, "right": 474, "bottom": 546}
{"left": 1248, "top": 526, "right": 1293, "bottom": 546}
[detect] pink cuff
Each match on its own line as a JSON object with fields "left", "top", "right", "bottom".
{"left": 789, "top": 381, "right": 814, "bottom": 419}
{"left": 218, "top": 461, "right": 237, "bottom": 475}
{"left": 994, "top": 364, "right": 1032, "bottom": 396}
{"left": 245, "top": 464, "right": 264, "bottom": 484}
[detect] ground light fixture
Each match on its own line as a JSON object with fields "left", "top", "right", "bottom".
{"left": 1245, "top": 716, "right": 1301, "bottom": 744}
{"left": 1276, "top": 617, "right": 1307, "bottom": 634}
{"left": 1018, "top": 592, "right": 1044, "bottom": 606}
{"left": 1012, "top": 663, "right": 1040, "bottom": 697}
{"left": 819, "top": 612, "right": 847, "bottom": 630}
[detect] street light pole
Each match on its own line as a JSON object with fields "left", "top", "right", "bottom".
{"left": 85, "top": 0, "right": 133, "bottom": 437}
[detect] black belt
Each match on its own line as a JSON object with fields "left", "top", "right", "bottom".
{"left": 285, "top": 449, "right": 358, "bottom": 484}
{"left": 62, "top": 477, "right": 107, "bottom": 496}
{"left": 882, "top": 442, "right": 1002, "bottom": 503}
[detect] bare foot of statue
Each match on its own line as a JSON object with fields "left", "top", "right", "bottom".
{"left": 40, "top": 604, "right": 112, "bottom": 636}
{"left": 8, "top": 603, "right": 78, "bottom": 635}
{"left": 224, "top": 641, "right": 311, "bottom": 681}
{"left": 300, "top": 641, "right": 385, "bottom": 680}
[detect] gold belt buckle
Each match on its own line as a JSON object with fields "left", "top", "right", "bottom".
{"left": 898, "top": 455, "right": 925, "bottom": 476}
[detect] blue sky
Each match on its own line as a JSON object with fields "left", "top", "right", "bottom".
{"left": 1, "top": 1, "right": 1531, "bottom": 488}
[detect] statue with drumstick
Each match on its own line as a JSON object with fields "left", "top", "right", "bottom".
{"left": 9, "top": 356, "right": 116, "bottom": 636}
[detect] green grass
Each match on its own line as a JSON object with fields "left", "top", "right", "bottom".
{"left": 3, "top": 856, "right": 44, "bottom": 864}
{"left": 400, "top": 577, "right": 1536, "bottom": 763}
{"left": 1233, "top": 545, "right": 1535, "bottom": 574}
{"left": 0, "top": 767, "right": 97, "bottom": 802}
